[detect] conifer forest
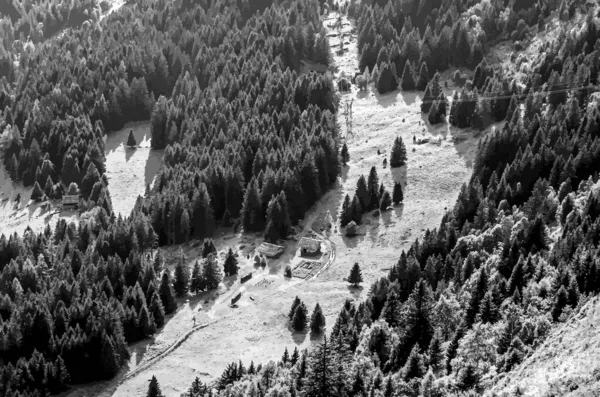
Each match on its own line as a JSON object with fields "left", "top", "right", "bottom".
{"left": 1, "top": 0, "right": 600, "bottom": 396}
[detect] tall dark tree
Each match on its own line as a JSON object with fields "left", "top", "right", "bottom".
{"left": 390, "top": 136, "right": 407, "bottom": 167}
{"left": 348, "top": 262, "right": 363, "bottom": 287}
{"left": 159, "top": 269, "right": 177, "bottom": 314}
{"left": 392, "top": 182, "right": 404, "bottom": 204}
{"left": 310, "top": 303, "right": 326, "bottom": 334}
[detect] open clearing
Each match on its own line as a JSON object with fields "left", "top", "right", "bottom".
{"left": 107, "top": 11, "right": 495, "bottom": 397}
{"left": 103, "top": 122, "right": 164, "bottom": 218}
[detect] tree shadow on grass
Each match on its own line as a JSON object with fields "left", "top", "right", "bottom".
{"left": 291, "top": 330, "right": 308, "bottom": 345}
{"left": 380, "top": 209, "right": 394, "bottom": 227}
{"left": 347, "top": 284, "right": 364, "bottom": 300}
{"left": 400, "top": 91, "right": 420, "bottom": 106}
{"left": 390, "top": 165, "right": 407, "bottom": 185}
{"left": 125, "top": 146, "right": 136, "bottom": 162}
{"left": 374, "top": 90, "right": 398, "bottom": 108}
{"left": 145, "top": 149, "right": 165, "bottom": 186}
{"left": 393, "top": 203, "right": 404, "bottom": 221}
{"left": 341, "top": 230, "right": 366, "bottom": 249}
{"left": 309, "top": 331, "right": 324, "bottom": 345}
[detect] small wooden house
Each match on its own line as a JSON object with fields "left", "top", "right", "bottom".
{"left": 298, "top": 237, "right": 321, "bottom": 257}
{"left": 62, "top": 194, "right": 79, "bottom": 210}
{"left": 256, "top": 242, "right": 284, "bottom": 258}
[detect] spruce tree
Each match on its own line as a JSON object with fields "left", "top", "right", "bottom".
{"left": 202, "top": 239, "right": 217, "bottom": 258}
{"left": 126, "top": 129, "right": 137, "bottom": 148}
{"left": 147, "top": 375, "right": 165, "bottom": 397}
{"left": 242, "top": 178, "right": 264, "bottom": 232}
{"left": 282, "top": 347, "right": 290, "bottom": 364}
{"left": 348, "top": 262, "right": 363, "bottom": 287}
{"left": 341, "top": 142, "right": 350, "bottom": 165}
{"left": 340, "top": 194, "right": 352, "bottom": 227}
{"left": 203, "top": 253, "right": 223, "bottom": 290}
{"left": 401, "top": 61, "right": 416, "bottom": 91}
{"left": 189, "top": 260, "right": 204, "bottom": 294}
{"left": 291, "top": 347, "right": 300, "bottom": 365}
{"left": 428, "top": 335, "right": 443, "bottom": 370}
{"left": 379, "top": 191, "right": 392, "bottom": 211}
{"left": 416, "top": 62, "right": 430, "bottom": 91}
{"left": 173, "top": 256, "right": 190, "bottom": 297}
{"left": 159, "top": 270, "right": 177, "bottom": 314}
{"left": 367, "top": 166, "right": 379, "bottom": 210}
{"left": 552, "top": 285, "right": 568, "bottom": 321}
{"left": 390, "top": 136, "right": 407, "bottom": 167}
{"left": 223, "top": 248, "right": 239, "bottom": 276}
{"left": 355, "top": 175, "right": 371, "bottom": 211}
{"left": 149, "top": 291, "right": 165, "bottom": 328}
{"left": 292, "top": 302, "right": 308, "bottom": 331}
{"left": 401, "top": 346, "right": 425, "bottom": 380}
{"left": 392, "top": 182, "right": 404, "bottom": 204}
{"left": 289, "top": 296, "right": 302, "bottom": 321}
{"left": 457, "top": 364, "right": 479, "bottom": 391}
{"left": 310, "top": 303, "right": 326, "bottom": 334}
{"left": 350, "top": 195, "right": 363, "bottom": 224}
{"left": 31, "top": 181, "right": 45, "bottom": 202}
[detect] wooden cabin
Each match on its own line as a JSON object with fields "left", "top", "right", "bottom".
{"left": 298, "top": 237, "right": 321, "bottom": 257}
{"left": 61, "top": 194, "right": 79, "bottom": 210}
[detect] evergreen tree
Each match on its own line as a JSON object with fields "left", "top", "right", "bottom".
{"left": 189, "top": 260, "right": 205, "bottom": 294}
{"left": 355, "top": 175, "right": 371, "bottom": 211}
{"left": 367, "top": 166, "right": 380, "bottom": 210}
{"left": 379, "top": 190, "right": 392, "bottom": 211}
{"left": 173, "top": 255, "right": 190, "bottom": 297}
{"left": 203, "top": 253, "right": 223, "bottom": 290}
{"left": 303, "top": 337, "right": 337, "bottom": 397}
{"left": 392, "top": 182, "right": 404, "bottom": 204}
{"left": 31, "top": 181, "right": 45, "bottom": 202}
{"left": 416, "top": 62, "right": 430, "bottom": 91}
{"left": 401, "top": 61, "right": 416, "bottom": 91}
{"left": 428, "top": 334, "right": 443, "bottom": 370}
{"left": 341, "top": 143, "right": 350, "bottom": 165}
{"left": 223, "top": 248, "right": 239, "bottom": 276}
{"left": 126, "top": 129, "right": 137, "bottom": 147}
{"left": 242, "top": 178, "right": 264, "bottom": 232}
{"left": 377, "top": 62, "right": 398, "bottom": 94}
{"left": 291, "top": 347, "right": 300, "bottom": 365}
{"left": 147, "top": 375, "right": 165, "bottom": 397}
{"left": 390, "top": 136, "right": 407, "bottom": 167}
{"left": 289, "top": 296, "right": 302, "bottom": 321}
{"left": 552, "top": 285, "right": 569, "bottom": 321}
{"left": 351, "top": 195, "right": 363, "bottom": 224}
{"left": 149, "top": 291, "right": 166, "bottom": 328}
{"left": 202, "top": 239, "right": 217, "bottom": 258}
{"left": 340, "top": 194, "right": 353, "bottom": 227}
{"left": 159, "top": 269, "right": 177, "bottom": 314}
{"left": 401, "top": 345, "right": 425, "bottom": 380}
{"left": 310, "top": 303, "right": 326, "bottom": 334}
{"left": 282, "top": 347, "right": 290, "bottom": 364}
{"left": 457, "top": 363, "right": 479, "bottom": 391}
{"left": 348, "top": 262, "right": 363, "bottom": 287}
{"left": 292, "top": 302, "right": 308, "bottom": 331}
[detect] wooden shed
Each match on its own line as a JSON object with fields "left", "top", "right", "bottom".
{"left": 256, "top": 242, "right": 285, "bottom": 258}
{"left": 61, "top": 194, "right": 79, "bottom": 210}
{"left": 298, "top": 237, "right": 321, "bottom": 257}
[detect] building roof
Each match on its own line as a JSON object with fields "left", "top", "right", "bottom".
{"left": 298, "top": 237, "right": 321, "bottom": 251}
{"left": 256, "top": 242, "right": 284, "bottom": 257}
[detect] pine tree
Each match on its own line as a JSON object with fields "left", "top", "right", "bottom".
{"left": 138, "top": 305, "right": 157, "bottom": 337}
{"left": 303, "top": 336, "right": 337, "bottom": 397}
{"left": 379, "top": 191, "right": 392, "bottom": 211}
{"left": 282, "top": 347, "right": 290, "bottom": 364}
{"left": 31, "top": 181, "right": 45, "bottom": 202}
{"left": 126, "top": 129, "right": 137, "bottom": 148}
{"left": 189, "top": 260, "right": 204, "bottom": 294}
{"left": 428, "top": 334, "right": 443, "bottom": 370}
{"left": 552, "top": 285, "right": 568, "bottom": 321}
{"left": 203, "top": 253, "right": 223, "bottom": 290}
{"left": 289, "top": 296, "right": 302, "bottom": 321}
{"left": 457, "top": 363, "right": 479, "bottom": 391}
{"left": 401, "top": 61, "right": 416, "bottom": 91}
{"left": 242, "top": 178, "right": 264, "bottom": 232}
{"left": 402, "top": 345, "right": 425, "bottom": 380}
{"left": 310, "top": 303, "right": 326, "bottom": 334}
{"left": 348, "top": 262, "right": 363, "bottom": 287}
{"left": 416, "top": 62, "right": 430, "bottom": 91}
{"left": 149, "top": 291, "right": 165, "bottom": 328}
{"left": 392, "top": 182, "right": 404, "bottom": 204}
{"left": 291, "top": 347, "right": 300, "bottom": 365}
{"left": 340, "top": 194, "right": 352, "bottom": 227}
{"left": 292, "top": 302, "right": 308, "bottom": 331}
{"left": 355, "top": 175, "right": 371, "bottom": 211}
{"left": 159, "top": 270, "right": 177, "bottom": 314}
{"left": 223, "top": 248, "right": 239, "bottom": 276}
{"left": 341, "top": 143, "right": 350, "bottom": 165}
{"left": 350, "top": 195, "right": 363, "bottom": 224}
{"left": 390, "top": 136, "right": 407, "bottom": 167}
{"left": 173, "top": 255, "right": 190, "bottom": 297}
{"left": 147, "top": 375, "right": 165, "bottom": 397}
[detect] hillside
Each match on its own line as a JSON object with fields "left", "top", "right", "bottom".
{"left": 1, "top": 0, "right": 600, "bottom": 397}
{"left": 489, "top": 295, "right": 600, "bottom": 397}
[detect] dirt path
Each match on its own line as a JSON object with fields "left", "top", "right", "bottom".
{"left": 108, "top": 10, "right": 485, "bottom": 397}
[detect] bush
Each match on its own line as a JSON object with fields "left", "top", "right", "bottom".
{"left": 284, "top": 265, "right": 292, "bottom": 278}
